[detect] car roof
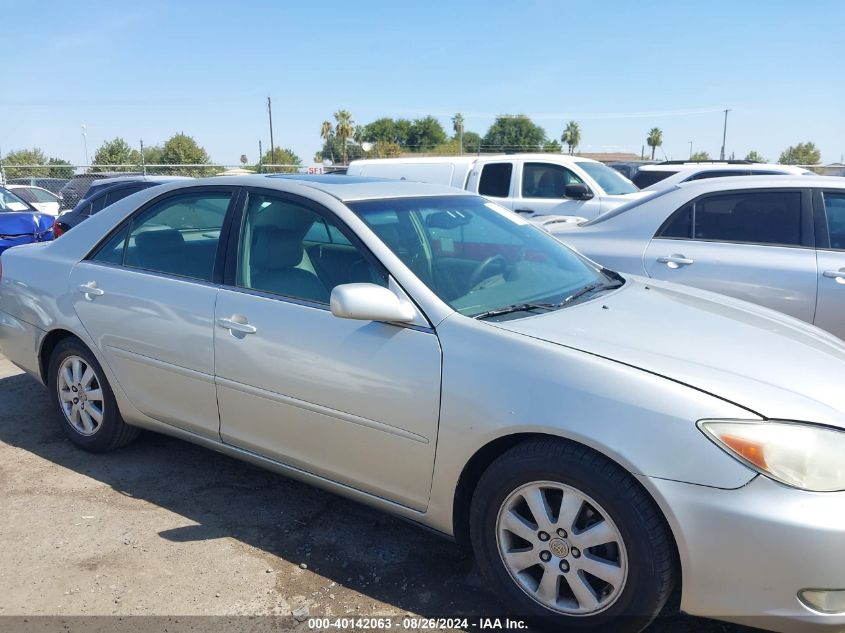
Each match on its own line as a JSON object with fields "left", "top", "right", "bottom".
{"left": 638, "top": 162, "right": 805, "bottom": 173}
{"left": 6, "top": 184, "right": 54, "bottom": 192}
{"left": 89, "top": 175, "right": 193, "bottom": 186}
{"left": 674, "top": 174, "right": 844, "bottom": 190}
{"left": 158, "top": 174, "right": 476, "bottom": 202}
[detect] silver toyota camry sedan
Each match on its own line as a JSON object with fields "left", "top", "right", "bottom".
{"left": 1, "top": 175, "right": 844, "bottom": 632}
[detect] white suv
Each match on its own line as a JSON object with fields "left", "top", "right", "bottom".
{"left": 633, "top": 161, "right": 811, "bottom": 190}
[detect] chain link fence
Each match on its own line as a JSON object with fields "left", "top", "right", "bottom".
{"left": 0, "top": 163, "right": 346, "bottom": 210}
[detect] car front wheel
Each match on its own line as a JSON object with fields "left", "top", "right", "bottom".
{"left": 470, "top": 439, "right": 676, "bottom": 633}
{"left": 47, "top": 337, "right": 139, "bottom": 452}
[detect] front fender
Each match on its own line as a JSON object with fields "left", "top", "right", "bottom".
{"left": 424, "top": 314, "right": 756, "bottom": 535}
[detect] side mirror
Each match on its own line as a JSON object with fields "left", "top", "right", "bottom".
{"left": 330, "top": 283, "right": 416, "bottom": 323}
{"left": 565, "top": 183, "right": 594, "bottom": 200}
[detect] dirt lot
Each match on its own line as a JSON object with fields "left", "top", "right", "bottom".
{"left": 0, "top": 352, "right": 753, "bottom": 632}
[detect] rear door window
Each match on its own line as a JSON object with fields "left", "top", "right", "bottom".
{"left": 478, "top": 163, "right": 513, "bottom": 198}
{"left": 116, "top": 191, "right": 232, "bottom": 281}
{"left": 656, "top": 191, "right": 803, "bottom": 246}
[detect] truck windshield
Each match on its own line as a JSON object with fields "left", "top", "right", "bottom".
{"left": 577, "top": 161, "right": 639, "bottom": 195}
{"left": 348, "top": 195, "right": 618, "bottom": 320}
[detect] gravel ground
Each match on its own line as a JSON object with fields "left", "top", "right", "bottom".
{"left": 0, "top": 353, "right": 758, "bottom": 632}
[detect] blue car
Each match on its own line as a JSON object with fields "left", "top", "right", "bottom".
{"left": 0, "top": 186, "right": 54, "bottom": 255}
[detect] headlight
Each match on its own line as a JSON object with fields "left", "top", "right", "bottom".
{"left": 698, "top": 420, "right": 845, "bottom": 492}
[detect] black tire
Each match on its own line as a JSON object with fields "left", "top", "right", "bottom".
{"left": 47, "top": 337, "right": 140, "bottom": 452}
{"left": 469, "top": 439, "right": 676, "bottom": 633}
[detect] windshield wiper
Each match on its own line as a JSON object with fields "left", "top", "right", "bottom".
{"left": 560, "top": 279, "right": 623, "bottom": 306}
{"left": 473, "top": 303, "right": 557, "bottom": 320}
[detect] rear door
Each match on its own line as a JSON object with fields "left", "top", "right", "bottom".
{"left": 69, "top": 186, "right": 238, "bottom": 438}
{"left": 473, "top": 161, "right": 516, "bottom": 210}
{"left": 643, "top": 188, "right": 818, "bottom": 323}
{"left": 813, "top": 189, "right": 845, "bottom": 340}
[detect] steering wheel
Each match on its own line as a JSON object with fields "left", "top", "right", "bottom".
{"left": 468, "top": 254, "right": 509, "bottom": 290}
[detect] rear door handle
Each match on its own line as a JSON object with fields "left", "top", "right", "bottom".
{"left": 657, "top": 254, "right": 694, "bottom": 268}
{"left": 823, "top": 269, "right": 845, "bottom": 283}
{"left": 217, "top": 317, "right": 257, "bottom": 334}
{"left": 77, "top": 282, "right": 105, "bottom": 299}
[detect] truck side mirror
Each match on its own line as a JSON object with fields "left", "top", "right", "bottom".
{"left": 565, "top": 183, "right": 593, "bottom": 200}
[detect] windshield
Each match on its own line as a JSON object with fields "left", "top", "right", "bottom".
{"left": 0, "top": 188, "right": 32, "bottom": 212}
{"left": 577, "top": 161, "right": 639, "bottom": 195}
{"left": 348, "top": 195, "right": 616, "bottom": 319}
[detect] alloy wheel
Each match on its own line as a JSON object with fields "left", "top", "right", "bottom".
{"left": 56, "top": 354, "right": 106, "bottom": 436}
{"left": 496, "top": 480, "right": 628, "bottom": 615}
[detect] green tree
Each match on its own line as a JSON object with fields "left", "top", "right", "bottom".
{"left": 320, "top": 120, "right": 335, "bottom": 163}
{"left": 407, "top": 116, "right": 448, "bottom": 152}
{"left": 779, "top": 142, "right": 820, "bottom": 165}
{"left": 256, "top": 147, "right": 301, "bottom": 173}
{"left": 542, "top": 139, "right": 563, "bottom": 153}
{"left": 482, "top": 115, "right": 546, "bottom": 152}
{"left": 359, "top": 117, "right": 415, "bottom": 149}
{"left": 158, "top": 133, "right": 213, "bottom": 175}
{"left": 452, "top": 112, "right": 465, "bottom": 153}
{"left": 690, "top": 150, "right": 710, "bottom": 161}
{"left": 462, "top": 131, "right": 482, "bottom": 154}
{"left": 2, "top": 148, "right": 46, "bottom": 178}
{"left": 745, "top": 150, "right": 766, "bottom": 163}
{"left": 334, "top": 110, "right": 354, "bottom": 164}
{"left": 46, "top": 157, "right": 74, "bottom": 178}
{"left": 92, "top": 137, "right": 141, "bottom": 172}
{"left": 240, "top": 154, "right": 248, "bottom": 167}
{"left": 646, "top": 127, "right": 663, "bottom": 160}
{"left": 561, "top": 121, "right": 581, "bottom": 155}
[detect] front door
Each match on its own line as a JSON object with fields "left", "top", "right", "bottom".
{"left": 512, "top": 161, "right": 602, "bottom": 218}
{"left": 814, "top": 190, "right": 845, "bottom": 340}
{"left": 643, "top": 188, "right": 817, "bottom": 323}
{"left": 70, "top": 188, "right": 235, "bottom": 438}
{"left": 214, "top": 191, "right": 441, "bottom": 510}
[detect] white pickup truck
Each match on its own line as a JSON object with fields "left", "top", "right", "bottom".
{"left": 346, "top": 153, "right": 648, "bottom": 221}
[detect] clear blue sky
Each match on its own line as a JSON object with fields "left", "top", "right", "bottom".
{"left": 3, "top": 0, "right": 844, "bottom": 165}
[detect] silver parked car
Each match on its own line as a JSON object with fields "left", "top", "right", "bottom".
{"left": 1, "top": 176, "right": 844, "bottom": 633}
{"left": 543, "top": 175, "right": 845, "bottom": 340}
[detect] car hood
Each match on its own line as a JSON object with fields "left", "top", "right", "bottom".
{"left": 0, "top": 212, "right": 53, "bottom": 237}
{"left": 491, "top": 276, "right": 845, "bottom": 426}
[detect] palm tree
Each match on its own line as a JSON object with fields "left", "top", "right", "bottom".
{"left": 561, "top": 121, "right": 581, "bottom": 155}
{"left": 647, "top": 127, "right": 663, "bottom": 160}
{"left": 320, "top": 120, "right": 334, "bottom": 163}
{"left": 452, "top": 113, "right": 465, "bottom": 154}
{"left": 333, "top": 110, "right": 354, "bottom": 164}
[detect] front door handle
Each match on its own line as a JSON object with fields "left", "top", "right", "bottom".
{"left": 77, "top": 282, "right": 105, "bottom": 300}
{"left": 217, "top": 316, "right": 257, "bottom": 335}
{"left": 657, "top": 254, "right": 694, "bottom": 269}
{"left": 514, "top": 208, "right": 535, "bottom": 215}
{"left": 823, "top": 269, "right": 845, "bottom": 283}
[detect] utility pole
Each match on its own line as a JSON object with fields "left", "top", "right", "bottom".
{"left": 719, "top": 109, "right": 731, "bottom": 160}
{"left": 140, "top": 139, "right": 146, "bottom": 175}
{"left": 258, "top": 140, "right": 263, "bottom": 174}
{"left": 267, "top": 97, "right": 276, "bottom": 169}
{"left": 688, "top": 141, "right": 693, "bottom": 159}
{"left": 81, "top": 124, "right": 89, "bottom": 169}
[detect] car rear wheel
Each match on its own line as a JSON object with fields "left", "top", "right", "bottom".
{"left": 470, "top": 439, "right": 676, "bottom": 633}
{"left": 47, "top": 338, "right": 139, "bottom": 452}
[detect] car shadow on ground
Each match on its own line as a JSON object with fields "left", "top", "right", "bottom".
{"left": 0, "top": 371, "right": 759, "bottom": 632}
